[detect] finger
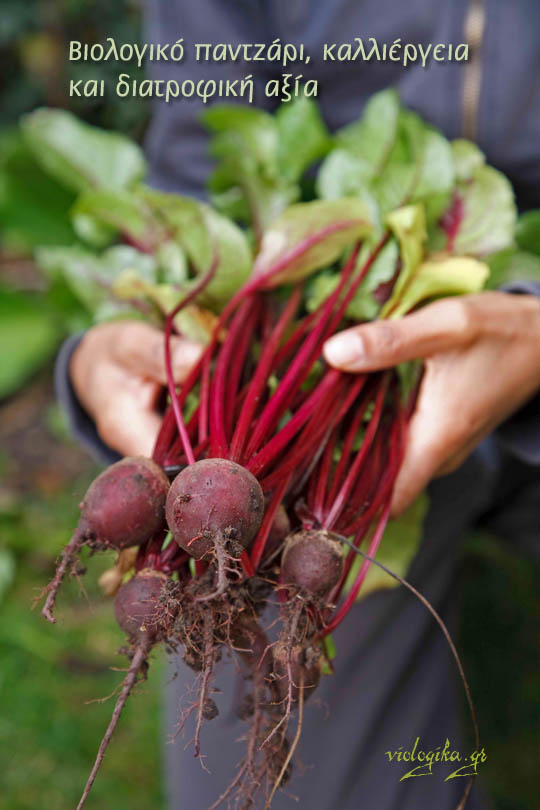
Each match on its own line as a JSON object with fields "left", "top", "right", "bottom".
{"left": 96, "top": 393, "right": 163, "bottom": 457}
{"left": 323, "top": 298, "right": 476, "bottom": 372}
{"left": 114, "top": 322, "right": 203, "bottom": 385}
{"left": 390, "top": 402, "right": 450, "bottom": 517}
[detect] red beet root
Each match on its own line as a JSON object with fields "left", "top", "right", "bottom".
{"left": 41, "top": 457, "right": 170, "bottom": 624}
{"left": 281, "top": 530, "right": 343, "bottom": 597}
{"left": 114, "top": 569, "right": 170, "bottom": 643}
{"left": 80, "top": 457, "right": 170, "bottom": 550}
{"left": 166, "top": 458, "right": 264, "bottom": 559}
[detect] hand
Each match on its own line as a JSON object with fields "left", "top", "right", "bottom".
{"left": 323, "top": 292, "right": 540, "bottom": 516}
{"left": 70, "top": 320, "right": 203, "bottom": 457}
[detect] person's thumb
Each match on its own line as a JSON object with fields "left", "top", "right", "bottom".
{"left": 323, "top": 299, "right": 474, "bottom": 372}
{"left": 96, "top": 390, "right": 163, "bottom": 457}
{"left": 114, "top": 321, "right": 203, "bottom": 384}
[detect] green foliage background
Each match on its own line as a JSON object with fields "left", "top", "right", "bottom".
{"left": 0, "top": 3, "right": 161, "bottom": 808}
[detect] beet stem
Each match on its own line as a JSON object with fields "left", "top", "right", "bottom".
{"left": 240, "top": 551, "right": 255, "bottom": 578}
{"left": 244, "top": 246, "right": 361, "bottom": 459}
{"left": 325, "top": 384, "right": 372, "bottom": 509}
{"left": 163, "top": 251, "right": 219, "bottom": 465}
{"left": 323, "top": 499, "right": 391, "bottom": 636}
{"left": 152, "top": 407, "right": 177, "bottom": 465}
{"left": 247, "top": 370, "right": 340, "bottom": 477}
{"left": 77, "top": 643, "right": 150, "bottom": 810}
{"left": 230, "top": 288, "right": 301, "bottom": 463}
{"left": 312, "top": 427, "right": 338, "bottom": 524}
{"left": 198, "top": 354, "right": 212, "bottom": 444}
{"left": 323, "top": 374, "right": 389, "bottom": 530}
{"left": 250, "top": 475, "right": 292, "bottom": 570}
{"left": 209, "top": 299, "right": 254, "bottom": 458}
{"left": 224, "top": 300, "right": 261, "bottom": 440}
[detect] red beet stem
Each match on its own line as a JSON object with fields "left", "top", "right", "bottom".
{"left": 198, "top": 354, "right": 212, "bottom": 444}
{"left": 311, "top": 426, "right": 339, "bottom": 525}
{"left": 247, "top": 369, "right": 340, "bottom": 477}
{"left": 224, "top": 300, "right": 262, "bottom": 439}
{"left": 286, "top": 374, "right": 366, "bottom": 501}
{"left": 243, "top": 244, "right": 362, "bottom": 459}
{"left": 209, "top": 298, "right": 254, "bottom": 457}
{"left": 324, "top": 384, "right": 372, "bottom": 509}
{"left": 241, "top": 551, "right": 255, "bottom": 578}
{"left": 340, "top": 402, "right": 404, "bottom": 536}
{"left": 258, "top": 379, "right": 348, "bottom": 491}
{"left": 164, "top": 252, "right": 220, "bottom": 465}
{"left": 323, "top": 374, "right": 389, "bottom": 530}
{"left": 140, "top": 529, "right": 169, "bottom": 570}
{"left": 250, "top": 474, "right": 292, "bottom": 570}
{"left": 322, "top": 498, "right": 391, "bottom": 636}
{"left": 230, "top": 288, "right": 301, "bottom": 462}
{"left": 152, "top": 407, "right": 177, "bottom": 465}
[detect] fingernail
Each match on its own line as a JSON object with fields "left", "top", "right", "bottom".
{"left": 323, "top": 332, "right": 365, "bottom": 369}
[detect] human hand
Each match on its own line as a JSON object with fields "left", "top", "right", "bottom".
{"left": 70, "top": 320, "right": 203, "bottom": 457}
{"left": 323, "top": 292, "right": 540, "bottom": 516}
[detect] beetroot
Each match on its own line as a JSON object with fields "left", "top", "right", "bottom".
{"left": 80, "top": 457, "right": 169, "bottom": 550}
{"left": 41, "top": 457, "right": 170, "bottom": 623}
{"left": 114, "top": 569, "right": 169, "bottom": 643}
{"left": 281, "top": 530, "right": 344, "bottom": 596}
{"left": 166, "top": 458, "right": 264, "bottom": 559}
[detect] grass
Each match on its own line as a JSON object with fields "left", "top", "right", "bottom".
{"left": 0, "top": 472, "right": 163, "bottom": 810}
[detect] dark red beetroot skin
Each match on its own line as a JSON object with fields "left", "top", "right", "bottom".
{"left": 281, "top": 530, "right": 344, "bottom": 596}
{"left": 114, "top": 569, "right": 169, "bottom": 643}
{"left": 165, "top": 459, "right": 265, "bottom": 559}
{"left": 80, "top": 457, "right": 170, "bottom": 550}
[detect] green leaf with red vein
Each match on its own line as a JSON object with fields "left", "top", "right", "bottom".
{"left": 252, "top": 198, "right": 373, "bottom": 287}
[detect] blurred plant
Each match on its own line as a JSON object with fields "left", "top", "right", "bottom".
{"left": 0, "top": 0, "right": 147, "bottom": 134}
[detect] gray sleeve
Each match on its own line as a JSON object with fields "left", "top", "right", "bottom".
{"left": 54, "top": 334, "right": 121, "bottom": 466}
{"left": 496, "top": 281, "right": 540, "bottom": 465}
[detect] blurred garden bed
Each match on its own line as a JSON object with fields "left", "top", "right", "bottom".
{"left": 0, "top": 364, "right": 163, "bottom": 810}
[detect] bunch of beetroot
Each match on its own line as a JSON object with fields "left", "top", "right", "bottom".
{"left": 37, "top": 89, "right": 512, "bottom": 809}
{"left": 38, "top": 231, "right": 444, "bottom": 808}
{"left": 39, "top": 231, "right": 410, "bottom": 808}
